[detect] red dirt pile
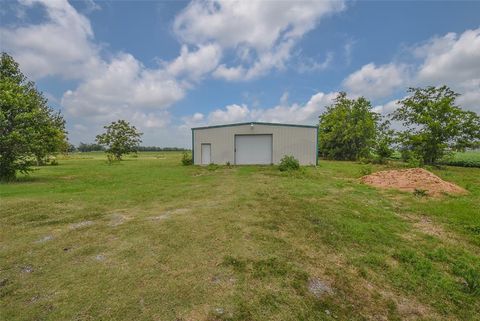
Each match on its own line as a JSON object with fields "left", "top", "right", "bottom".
{"left": 360, "top": 168, "right": 467, "bottom": 196}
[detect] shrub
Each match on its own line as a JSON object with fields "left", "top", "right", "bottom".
{"left": 207, "top": 163, "right": 219, "bottom": 171}
{"left": 279, "top": 155, "right": 300, "bottom": 171}
{"left": 359, "top": 165, "right": 373, "bottom": 176}
{"left": 49, "top": 157, "right": 59, "bottom": 166}
{"left": 181, "top": 152, "right": 193, "bottom": 166}
{"left": 402, "top": 150, "right": 424, "bottom": 168}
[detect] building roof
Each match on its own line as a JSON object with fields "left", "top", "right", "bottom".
{"left": 191, "top": 121, "right": 317, "bottom": 130}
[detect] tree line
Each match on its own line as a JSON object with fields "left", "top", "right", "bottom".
{"left": 1, "top": 52, "right": 480, "bottom": 181}
{"left": 74, "top": 142, "right": 188, "bottom": 153}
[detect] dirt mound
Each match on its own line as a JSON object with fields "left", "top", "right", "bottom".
{"left": 360, "top": 168, "right": 466, "bottom": 196}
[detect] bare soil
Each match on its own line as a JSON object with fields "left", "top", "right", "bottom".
{"left": 360, "top": 168, "right": 467, "bottom": 196}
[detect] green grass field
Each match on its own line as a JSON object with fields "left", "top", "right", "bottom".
{"left": 1, "top": 152, "right": 479, "bottom": 321}
{"left": 440, "top": 150, "right": 480, "bottom": 168}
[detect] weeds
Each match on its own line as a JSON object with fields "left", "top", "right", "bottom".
{"left": 413, "top": 188, "right": 428, "bottom": 197}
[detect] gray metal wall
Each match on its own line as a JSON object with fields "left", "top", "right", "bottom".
{"left": 192, "top": 123, "right": 317, "bottom": 165}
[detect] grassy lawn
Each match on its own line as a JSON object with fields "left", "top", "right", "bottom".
{"left": 1, "top": 152, "right": 479, "bottom": 321}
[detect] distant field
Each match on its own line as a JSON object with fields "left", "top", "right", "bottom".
{"left": 440, "top": 150, "right": 480, "bottom": 168}
{"left": 1, "top": 152, "right": 479, "bottom": 321}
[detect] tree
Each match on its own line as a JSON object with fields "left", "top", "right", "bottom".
{"left": 373, "top": 120, "right": 395, "bottom": 163}
{"left": 0, "top": 52, "right": 67, "bottom": 181}
{"left": 95, "top": 120, "right": 143, "bottom": 160}
{"left": 392, "top": 86, "right": 480, "bottom": 165}
{"left": 318, "top": 92, "right": 380, "bottom": 160}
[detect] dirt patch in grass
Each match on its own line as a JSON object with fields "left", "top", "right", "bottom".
{"left": 379, "top": 288, "right": 439, "bottom": 321}
{"left": 148, "top": 208, "right": 190, "bottom": 220}
{"left": 307, "top": 277, "right": 333, "bottom": 298}
{"left": 69, "top": 220, "right": 94, "bottom": 230}
{"left": 360, "top": 168, "right": 467, "bottom": 196}
{"left": 108, "top": 213, "right": 132, "bottom": 226}
{"left": 412, "top": 216, "right": 446, "bottom": 238}
{"left": 34, "top": 235, "right": 54, "bottom": 243}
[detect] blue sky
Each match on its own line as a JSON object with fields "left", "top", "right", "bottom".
{"left": 1, "top": 0, "right": 479, "bottom": 147}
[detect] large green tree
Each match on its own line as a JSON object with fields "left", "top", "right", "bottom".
{"left": 95, "top": 120, "right": 143, "bottom": 160}
{"left": 0, "top": 53, "right": 67, "bottom": 181}
{"left": 393, "top": 86, "right": 480, "bottom": 165}
{"left": 318, "top": 92, "right": 380, "bottom": 160}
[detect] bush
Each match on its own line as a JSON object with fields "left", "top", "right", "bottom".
{"left": 402, "top": 150, "right": 424, "bottom": 168}
{"left": 279, "top": 155, "right": 300, "bottom": 171}
{"left": 207, "top": 163, "right": 219, "bottom": 171}
{"left": 181, "top": 152, "right": 193, "bottom": 166}
{"left": 49, "top": 157, "right": 59, "bottom": 166}
{"left": 359, "top": 165, "right": 373, "bottom": 176}
{"left": 407, "top": 154, "right": 423, "bottom": 168}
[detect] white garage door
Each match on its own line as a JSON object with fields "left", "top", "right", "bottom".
{"left": 235, "top": 134, "right": 272, "bottom": 165}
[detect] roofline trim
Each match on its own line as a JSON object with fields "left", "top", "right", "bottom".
{"left": 191, "top": 121, "right": 318, "bottom": 130}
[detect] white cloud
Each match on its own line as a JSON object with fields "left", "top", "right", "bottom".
{"left": 208, "top": 104, "right": 250, "bottom": 124}
{"left": 82, "top": 0, "right": 101, "bottom": 13}
{"left": 414, "top": 27, "right": 480, "bottom": 113}
{"left": 213, "top": 39, "right": 295, "bottom": 80}
{"left": 212, "top": 64, "right": 246, "bottom": 81}
{"left": 61, "top": 53, "right": 184, "bottom": 121}
{"left": 175, "top": 0, "right": 345, "bottom": 81}
{"left": 174, "top": 0, "right": 344, "bottom": 51}
{"left": 183, "top": 91, "right": 337, "bottom": 128}
{"left": 297, "top": 52, "right": 333, "bottom": 73}
{"left": 343, "top": 63, "right": 409, "bottom": 99}
{"left": 342, "top": 28, "right": 480, "bottom": 113}
{"left": 457, "top": 79, "right": 480, "bottom": 111}
{"left": 373, "top": 99, "right": 401, "bottom": 115}
{"left": 165, "top": 43, "right": 222, "bottom": 81}
{"left": 0, "top": 0, "right": 101, "bottom": 80}
{"left": 255, "top": 91, "right": 338, "bottom": 124}
{"left": 416, "top": 29, "right": 480, "bottom": 84}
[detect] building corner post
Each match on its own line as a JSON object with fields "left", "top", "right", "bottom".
{"left": 191, "top": 129, "right": 194, "bottom": 165}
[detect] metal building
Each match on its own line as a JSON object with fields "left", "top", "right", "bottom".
{"left": 191, "top": 122, "right": 318, "bottom": 165}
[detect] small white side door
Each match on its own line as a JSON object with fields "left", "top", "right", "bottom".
{"left": 201, "top": 144, "right": 211, "bottom": 165}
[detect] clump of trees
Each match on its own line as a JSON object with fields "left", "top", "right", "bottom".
{"left": 0, "top": 53, "right": 67, "bottom": 181}
{"left": 95, "top": 120, "right": 143, "bottom": 161}
{"left": 318, "top": 87, "right": 480, "bottom": 165}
